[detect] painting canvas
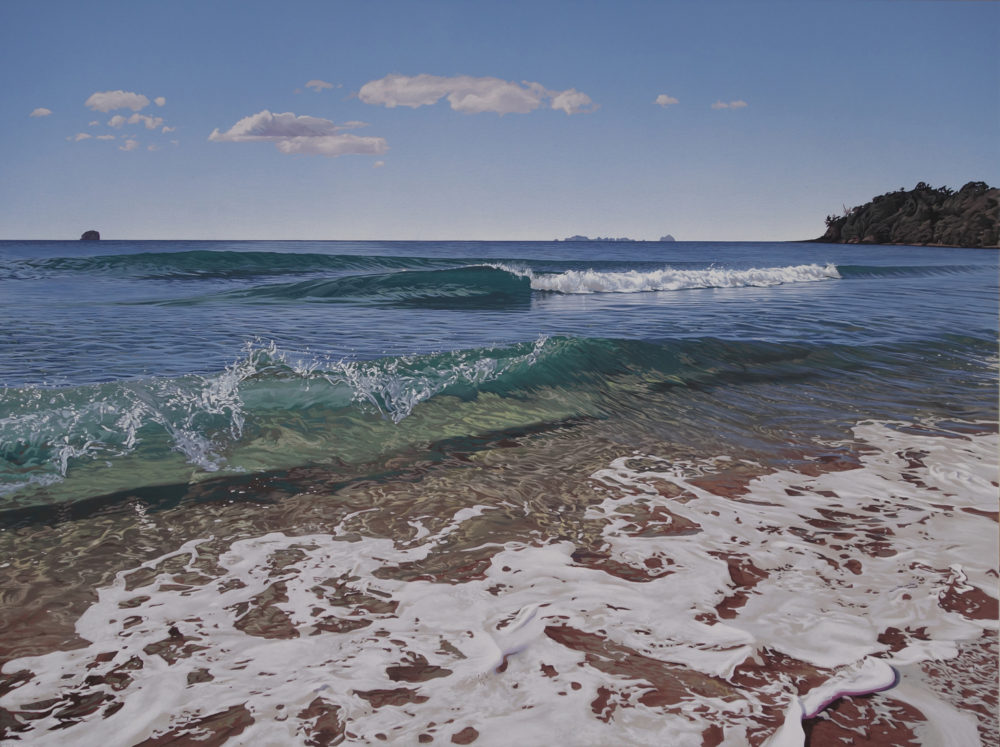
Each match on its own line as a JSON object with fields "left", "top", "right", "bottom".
{"left": 1, "top": 1, "right": 997, "bottom": 744}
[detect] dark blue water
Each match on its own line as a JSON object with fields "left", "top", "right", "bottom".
{"left": 1, "top": 240, "right": 996, "bottom": 510}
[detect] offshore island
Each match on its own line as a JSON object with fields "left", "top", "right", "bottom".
{"left": 558, "top": 234, "right": 676, "bottom": 242}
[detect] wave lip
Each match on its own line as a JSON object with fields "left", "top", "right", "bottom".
{"left": 524, "top": 263, "right": 841, "bottom": 294}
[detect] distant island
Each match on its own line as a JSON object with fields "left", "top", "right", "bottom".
{"left": 80, "top": 230, "right": 101, "bottom": 241}
{"left": 559, "top": 235, "right": 641, "bottom": 242}
{"left": 814, "top": 181, "right": 998, "bottom": 248}
{"left": 557, "top": 234, "right": 677, "bottom": 242}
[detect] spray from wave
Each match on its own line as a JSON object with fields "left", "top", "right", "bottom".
{"left": 0, "top": 338, "right": 554, "bottom": 499}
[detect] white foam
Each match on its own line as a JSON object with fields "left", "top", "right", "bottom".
{"left": 2, "top": 420, "right": 995, "bottom": 744}
{"left": 517, "top": 263, "right": 840, "bottom": 294}
{"left": 328, "top": 334, "right": 549, "bottom": 423}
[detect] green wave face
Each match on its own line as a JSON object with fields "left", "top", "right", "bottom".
{"left": 218, "top": 266, "right": 534, "bottom": 309}
{"left": 2, "top": 334, "right": 994, "bottom": 515}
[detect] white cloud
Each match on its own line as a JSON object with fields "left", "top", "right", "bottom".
{"left": 109, "top": 113, "right": 166, "bottom": 130}
{"left": 358, "top": 73, "right": 597, "bottom": 116}
{"left": 210, "top": 110, "right": 342, "bottom": 140}
{"left": 550, "top": 88, "right": 597, "bottom": 115}
{"left": 86, "top": 90, "right": 150, "bottom": 112}
{"left": 373, "top": 160, "right": 385, "bottom": 168}
{"left": 128, "top": 113, "right": 164, "bottom": 130}
{"left": 120, "top": 139, "right": 139, "bottom": 151}
{"left": 89, "top": 120, "right": 99, "bottom": 126}
{"left": 147, "top": 144, "right": 160, "bottom": 151}
{"left": 96, "top": 134, "right": 116, "bottom": 140}
{"left": 154, "top": 96, "right": 166, "bottom": 107}
{"left": 162, "top": 125, "right": 176, "bottom": 133}
{"left": 68, "top": 132, "right": 92, "bottom": 141}
{"left": 712, "top": 99, "right": 748, "bottom": 109}
{"left": 30, "top": 107, "right": 52, "bottom": 117}
{"left": 305, "top": 79, "right": 334, "bottom": 92}
{"left": 655, "top": 94, "right": 679, "bottom": 107}
{"left": 209, "top": 110, "right": 388, "bottom": 158}
{"left": 341, "top": 120, "right": 368, "bottom": 129}
{"left": 274, "top": 134, "right": 388, "bottom": 157}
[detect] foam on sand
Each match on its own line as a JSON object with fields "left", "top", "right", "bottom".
{"left": 1, "top": 420, "right": 995, "bottom": 745}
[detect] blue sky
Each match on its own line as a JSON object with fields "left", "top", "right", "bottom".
{"left": 2, "top": 0, "right": 997, "bottom": 241}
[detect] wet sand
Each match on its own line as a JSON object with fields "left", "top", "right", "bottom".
{"left": 1, "top": 418, "right": 997, "bottom": 745}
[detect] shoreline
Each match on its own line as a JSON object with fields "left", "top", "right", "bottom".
{"left": 1, "top": 416, "right": 996, "bottom": 744}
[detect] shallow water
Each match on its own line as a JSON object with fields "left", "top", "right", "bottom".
{"left": 0, "top": 240, "right": 996, "bottom": 744}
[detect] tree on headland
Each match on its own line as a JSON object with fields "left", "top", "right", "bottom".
{"left": 815, "top": 182, "right": 998, "bottom": 248}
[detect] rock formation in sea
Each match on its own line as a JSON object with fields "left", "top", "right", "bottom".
{"left": 814, "top": 182, "right": 998, "bottom": 248}
{"left": 80, "top": 230, "right": 101, "bottom": 241}
{"left": 659, "top": 234, "right": 676, "bottom": 242}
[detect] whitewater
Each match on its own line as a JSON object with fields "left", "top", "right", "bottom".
{"left": 502, "top": 261, "right": 841, "bottom": 293}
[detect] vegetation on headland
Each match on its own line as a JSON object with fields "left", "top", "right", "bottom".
{"left": 814, "top": 181, "right": 998, "bottom": 248}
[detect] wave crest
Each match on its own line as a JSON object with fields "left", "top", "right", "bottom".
{"left": 521, "top": 263, "right": 841, "bottom": 294}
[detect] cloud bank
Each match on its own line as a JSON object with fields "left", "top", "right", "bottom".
{"left": 711, "top": 99, "right": 748, "bottom": 109}
{"left": 358, "top": 74, "right": 597, "bottom": 115}
{"left": 655, "top": 94, "right": 679, "bottom": 107}
{"left": 85, "top": 90, "right": 151, "bottom": 112}
{"left": 30, "top": 107, "right": 52, "bottom": 117}
{"left": 209, "top": 110, "right": 388, "bottom": 157}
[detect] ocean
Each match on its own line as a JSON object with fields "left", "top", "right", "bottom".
{"left": 0, "top": 239, "right": 996, "bottom": 745}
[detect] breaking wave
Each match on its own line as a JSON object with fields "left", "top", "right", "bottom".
{"left": 2, "top": 332, "right": 994, "bottom": 511}
{"left": 167, "top": 262, "right": 842, "bottom": 309}
{"left": 513, "top": 262, "right": 841, "bottom": 294}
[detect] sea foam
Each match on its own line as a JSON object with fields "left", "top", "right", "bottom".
{"left": 510, "top": 262, "right": 841, "bottom": 294}
{"left": 2, "top": 419, "right": 994, "bottom": 745}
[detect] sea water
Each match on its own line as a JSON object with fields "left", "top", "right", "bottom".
{"left": 0, "top": 240, "right": 996, "bottom": 745}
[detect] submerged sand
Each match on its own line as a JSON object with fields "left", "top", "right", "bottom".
{"left": 1, "top": 419, "right": 997, "bottom": 745}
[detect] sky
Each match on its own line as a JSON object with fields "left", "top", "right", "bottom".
{"left": 2, "top": 0, "right": 998, "bottom": 241}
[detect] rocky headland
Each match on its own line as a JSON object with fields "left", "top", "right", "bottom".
{"left": 80, "top": 230, "right": 101, "bottom": 241}
{"left": 814, "top": 181, "right": 998, "bottom": 248}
